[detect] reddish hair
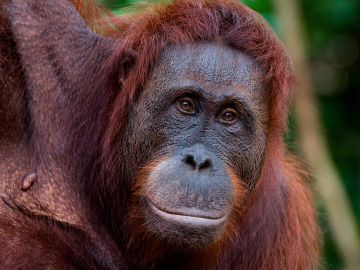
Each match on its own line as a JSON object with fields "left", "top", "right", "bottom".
{"left": 102, "top": 0, "right": 294, "bottom": 156}
{"left": 90, "top": 0, "right": 318, "bottom": 268}
{"left": 0, "top": 0, "right": 318, "bottom": 268}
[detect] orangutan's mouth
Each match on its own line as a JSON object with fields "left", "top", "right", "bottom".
{"left": 147, "top": 200, "right": 228, "bottom": 227}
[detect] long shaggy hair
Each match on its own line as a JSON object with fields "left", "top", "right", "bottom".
{"left": 0, "top": 0, "right": 319, "bottom": 269}
{"left": 86, "top": 1, "right": 319, "bottom": 269}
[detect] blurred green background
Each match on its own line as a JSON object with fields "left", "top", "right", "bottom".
{"left": 100, "top": 0, "right": 360, "bottom": 269}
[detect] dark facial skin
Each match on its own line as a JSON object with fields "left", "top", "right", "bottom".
{"left": 124, "top": 43, "right": 269, "bottom": 246}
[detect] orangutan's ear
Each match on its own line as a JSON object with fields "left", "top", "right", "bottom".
{"left": 118, "top": 49, "right": 137, "bottom": 88}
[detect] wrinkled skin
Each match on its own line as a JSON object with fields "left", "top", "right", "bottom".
{"left": 122, "top": 43, "right": 269, "bottom": 246}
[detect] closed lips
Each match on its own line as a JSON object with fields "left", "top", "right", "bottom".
{"left": 147, "top": 200, "right": 228, "bottom": 227}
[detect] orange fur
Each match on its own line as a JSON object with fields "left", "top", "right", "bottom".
{"left": 97, "top": 1, "right": 319, "bottom": 268}
{"left": 0, "top": 0, "right": 319, "bottom": 268}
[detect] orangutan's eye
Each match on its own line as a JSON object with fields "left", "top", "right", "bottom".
{"left": 176, "top": 97, "right": 196, "bottom": 115}
{"left": 218, "top": 108, "right": 240, "bottom": 125}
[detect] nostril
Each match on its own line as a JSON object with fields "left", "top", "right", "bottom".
{"left": 198, "top": 159, "right": 212, "bottom": 171}
{"left": 183, "top": 154, "right": 212, "bottom": 171}
{"left": 184, "top": 155, "right": 197, "bottom": 169}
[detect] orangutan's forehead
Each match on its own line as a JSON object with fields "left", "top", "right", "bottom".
{"left": 154, "top": 42, "right": 265, "bottom": 93}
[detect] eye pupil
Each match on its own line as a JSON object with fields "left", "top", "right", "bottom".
{"left": 181, "top": 101, "right": 191, "bottom": 109}
{"left": 224, "top": 112, "right": 233, "bottom": 119}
